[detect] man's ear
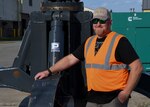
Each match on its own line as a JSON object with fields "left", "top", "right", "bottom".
{"left": 109, "top": 20, "right": 112, "bottom": 25}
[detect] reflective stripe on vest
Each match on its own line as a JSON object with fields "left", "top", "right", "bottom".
{"left": 85, "top": 33, "right": 128, "bottom": 70}
{"left": 85, "top": 36, "right": 95, "bottom": 55}
{"left": 85, "top": 63, "right": 128, "bottom": 70}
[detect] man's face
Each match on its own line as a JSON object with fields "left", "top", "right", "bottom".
{"left": 92, "top": 18, "right": 111, "bottom": 38}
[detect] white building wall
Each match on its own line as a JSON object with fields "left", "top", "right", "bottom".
{"left": 0, "top": 0, "right": 3, "bottom": 19}
{"left": 22, "top": 0, "right": 42, "bottom": 14}
{"left": 0, "top": 0, "right": 17, "bottom": 21}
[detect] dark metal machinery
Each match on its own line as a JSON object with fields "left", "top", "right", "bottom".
{"left": 0, "top": 0, "right": 93, "bottom": 107}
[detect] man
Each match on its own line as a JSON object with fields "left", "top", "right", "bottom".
{"left": 35, "top": 7, "right": 143, "bottom": 107}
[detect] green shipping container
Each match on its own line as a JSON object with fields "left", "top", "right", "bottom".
{"left": 111, "top": 12, "right": 150, "bottom": 73}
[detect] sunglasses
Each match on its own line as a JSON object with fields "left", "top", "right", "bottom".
{"left": 92, "top": 18, "right": 109, "bottom": 24}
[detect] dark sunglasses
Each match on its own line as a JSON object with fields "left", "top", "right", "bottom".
{"left": 92, "top": 18, "right": 108, "bottom": 24}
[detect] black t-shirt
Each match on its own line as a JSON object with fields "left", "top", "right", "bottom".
{"left": 72, "top": 36, "right": 139, "bottom": 104}
{"left": 73, "top": 36, "right": 139, "bottom": 64}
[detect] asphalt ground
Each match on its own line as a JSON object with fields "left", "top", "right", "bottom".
{"left": 0, "top": 41, "right": 150, "bottom": 107}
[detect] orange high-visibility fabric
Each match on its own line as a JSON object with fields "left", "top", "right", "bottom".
{"left": 84, "top": 32, "right": 129, "bottom": 92}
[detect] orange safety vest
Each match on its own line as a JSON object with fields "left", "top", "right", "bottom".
{"left": 84, "top": 31, "right": 129, "bottom": 92}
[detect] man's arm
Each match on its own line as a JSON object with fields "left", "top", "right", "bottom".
{"left": 34, "top": 54, "right": 80, "bottom": 80}
{"left": 118, "top": 59, "right": 143, "bottom": 103}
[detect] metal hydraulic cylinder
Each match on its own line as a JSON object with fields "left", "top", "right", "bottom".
{"left": 48, "top": 19, "right": 64, "bottom": 67}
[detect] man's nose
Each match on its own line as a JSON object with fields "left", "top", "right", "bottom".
{"left": 96, "top": 22, "right": 101, "bottom": 25}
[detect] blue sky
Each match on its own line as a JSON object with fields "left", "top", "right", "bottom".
{"left": 82, "top": 0, "right": 142, "bottom": 12}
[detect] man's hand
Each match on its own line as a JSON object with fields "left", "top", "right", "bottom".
{"left": 34, "top": 70, "right": 50, "bottom": 80}
{"left": 117, "top": 90, "right": 129, "bottom": 103}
